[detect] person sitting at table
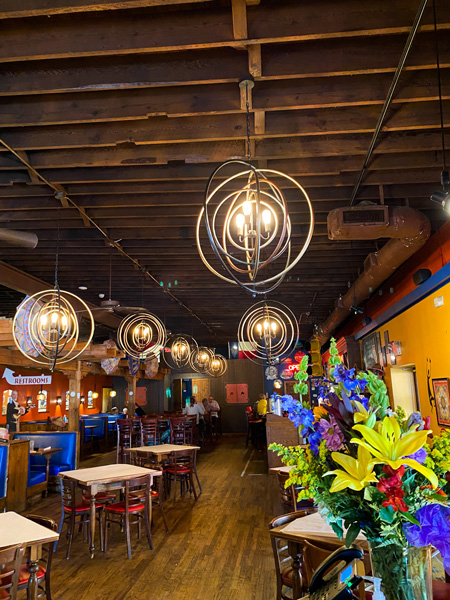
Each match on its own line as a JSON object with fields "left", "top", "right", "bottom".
{"left": 256, "top": 393, "right": 268, "bottom": 417}
{"left": 122, "top": 407, "right": 128, "bottom": 416}
{"left": 204, "top": 395, "right": 220, "bottom": 431}
{"left": 183, "top": 396, "right": 205, "bottom": 440}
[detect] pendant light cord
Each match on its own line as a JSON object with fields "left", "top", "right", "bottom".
{"left": 245, "top": 81, "right": 251, "bottom": 161}
{"left": 54, "top": 207, "right": 60, "bottom": 290}
{"left": 433, "top": 0, "right": 447, "bottom": 170}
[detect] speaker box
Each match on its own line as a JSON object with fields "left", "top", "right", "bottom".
{"left": 413, "top": 268, "right": 432, "bottom": 286}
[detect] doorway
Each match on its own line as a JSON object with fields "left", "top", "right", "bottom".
{"left": 390, "top": 365, "right": 420, "bottom": 414}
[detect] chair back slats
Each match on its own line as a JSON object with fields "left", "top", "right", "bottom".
{"left": 169, "top": 416, "right": 187, "bottom": 445}
{"left": 0, "top": 545, "right": 24, "bottom": 600}
{"left": 140, "top": 419, "right": 158, "bottom": 446}
{"left": 277, "top": 471, "right": 298, "bottom": 512}
{"left": 60, "top": 476, "right": 77, "bottom": 511}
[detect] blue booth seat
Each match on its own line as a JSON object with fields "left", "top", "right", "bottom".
{"left": 79, "top": 416, "right": 107, "bottom": 444}
{"left": 0, "top": 444, "right": 7, "bottom": 502}
{"left": 28, "top": 462, "right": 46, "bottom": 487}
{"left": 82, "top": 413, "right": 124, "bottom": 435}
{"left": 13, "top": 432, "right": 77, "bottom": 476}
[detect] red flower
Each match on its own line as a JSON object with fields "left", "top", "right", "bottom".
{"left": 377, "top": 465, "right": 409, "bottom": 512}
{"left": 424, "top": 416, "right": 431, "bottom": 430}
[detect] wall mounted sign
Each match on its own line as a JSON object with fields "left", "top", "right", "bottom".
{"left": 226, "top": 383, "right": 248, "bottom": 403}
{"left": 2, "top": 368, "right": 52, "bottom": 386}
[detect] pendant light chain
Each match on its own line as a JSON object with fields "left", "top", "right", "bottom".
{"left": 54, "top": 207, "right": 61, "bottom": 290}
{"left": 245, "top": 81, "right": 251, "bottom": 161}
{"left": 433, "top": 0, "right": 447, "bottom": 170}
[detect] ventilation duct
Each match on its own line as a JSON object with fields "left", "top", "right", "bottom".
{"left": 0, "top": 229, "right": 38, "bottom": 248}
{"left": 316, "top": 204, "right": 431, "bottom": 345}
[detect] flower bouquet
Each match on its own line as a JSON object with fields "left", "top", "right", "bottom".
{"left": 270, "top": 339, "right": 450, "bottom": 600}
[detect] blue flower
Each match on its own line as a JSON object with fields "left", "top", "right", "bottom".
{"left": 404, "top": 448, "right": 427, "bottom": 464}
{"left": 407, "top": 412, "right": 425, "bottom": 430}
{"left": 281, "top": 396, "right": 314, "bottom": 430}
{"left": 404, "top": 504, "right": 450, "bottom": 574}
{"left": 308, "top": 429, "right": 322, "bottom": 456}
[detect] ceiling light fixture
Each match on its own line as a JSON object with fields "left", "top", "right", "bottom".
{"left": 196, "top": 78, "right": 314, "bottom": 295}
{"left": 78, "top": 286, "right": 88, "bottom": 291}
{"left": 189, "top": 346, "right": 214, "bottom": 374}
{"left": 12, "top": 209, "right": 94, "bottom": 370}
{"left": 117, "top": 312, "right": 166, "bottom": 361}
{"left": 163, "top": 333, "right": 198, "bottom": 370}
{"left": 238, "top": 300, "right": 299, "bottom": 365}
{"left": 207, "top": 354, "right": 228, "bottom": 377}
{"left": 36, "top": 387, "right": 45, "bottom": 402}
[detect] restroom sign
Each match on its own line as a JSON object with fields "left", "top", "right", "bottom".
{"left": 2, "top": 368, "right": 52, "bottom": 386}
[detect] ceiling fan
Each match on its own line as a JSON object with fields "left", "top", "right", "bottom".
{"left": 0, "top": 229, "right": 37, "bottom": 248}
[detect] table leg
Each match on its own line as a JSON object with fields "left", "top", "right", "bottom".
{"left": 89, "top": 487, "right": 97, "bottom": 559}
{"left": 44, "top": 455, "right": 51, "bottom": 497}
{"left": 148, "top": 479, "right": 153, "bottom": 526}
{"left": 27, "top": 545, "right": 42, "bottom": 600}
{"left": 288, "top": 540, "right": 303, "bottom": 600}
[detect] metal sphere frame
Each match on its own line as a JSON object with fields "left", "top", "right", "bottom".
{"left": 163, "top": 333, "right": 198, "bottom": 370}
{"left": 189, "top": 346, "right": 214, "bottom": 374}
{"left": 196, "top": 160, "right": 315, "bottom": 294}
{"left": 207, "top": 354, "right": 228, "bottom": 378}
{"left": 12, "top": 288, "right": 95, "bottom": 370}
{"left": 237, "top": 300, "right": 299, "bottom": 366}
{"left": 116, "top": 311, "right": 166, "bottom": 361}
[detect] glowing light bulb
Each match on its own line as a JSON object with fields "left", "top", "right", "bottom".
{"left": 201, "top": 353, "right": 207, "bottom": 361}
{"left": 61, "top": 315, "right": 68, "bottom": 328}
{"left": 110, "top": 390, "right": 116, "bottom": 398}
{"left": 144, "top": 327, "right": 150, "bottom": 337}
{"left": 180, "top": 344, "right": 186, "bottom": 352}
{"left": 243, "top": 200, "right": 252, "bottom": 216}
{"left": 262, "top": 209, "right": 272, "bottom": 232}
{"left": 92, "top": 391, "right": 99, "bottom": 399}
{"left": 236, "top": 213, "right": 245, "bottom": 236}
{"left": 40, "top": 314, "right": 48, "bottom": 327}
{"left": 271, "top": 321, "right": 277, "bottom": 333}
{"left": 264, "top": 320, "right": 270, "bottom": 330}
{"left": 51, "top": 311, "right": 59, "bottom": 324}
{"left": 256, "top": 323, "right": 262, "bottom": 335}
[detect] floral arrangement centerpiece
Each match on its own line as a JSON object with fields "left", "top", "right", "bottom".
{"left": 270, "top": 339, "right": 450, "bottom": 600}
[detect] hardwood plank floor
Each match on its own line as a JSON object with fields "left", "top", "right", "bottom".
{"left": 23, "top": 435, "right": 279, "bottom": 600}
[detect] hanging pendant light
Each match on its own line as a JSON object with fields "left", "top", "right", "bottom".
{"left": 238, "top": 300, "right": 299, "bottom": 365}
{"left": 117, "top": 312, "right": 166, "bottom": 361}
{"left": 207, "top": 354, "right": 227, "bottom": 377}
{"left": 163, "top": 333, "right": 198, "bottom": 370}
{"left": 12, "top": 209, "right": 94, "bottom": 371}
{"left": 189, "top": 346, "right": 214, "bottom": 374}
{"left": 36, "top": 386, "right": 46, "bottom": 402}
{"left": 196, "top": 79, "right": 314, "bottom": 295}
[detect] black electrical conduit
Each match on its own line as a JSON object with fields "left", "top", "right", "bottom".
{"left": 0, "top": 137, "right": 216, "bottom": 338}
{"left": 349, "top": 0, "right": 429, "bottom": 206}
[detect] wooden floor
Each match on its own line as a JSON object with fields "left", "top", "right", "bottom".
{"left": 24, "top": 435, "right": 279, "bottom": 600}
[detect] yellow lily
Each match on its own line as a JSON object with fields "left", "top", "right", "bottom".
{"left": 352, "top": 416, "right": 438, "bottom": 488}
{"left": 325, "top": 445, "right": 378, "bottom": 492}
{"left": 353, "top": 400, "right": 376, "bottom": 426}
{"left": 313, "top": 405, "right": 328, "bottom": 421}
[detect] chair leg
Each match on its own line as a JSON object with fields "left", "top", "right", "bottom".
{"left": 45, "top": 569, "right": 52, "bottom": 600}
{"left": 98, "top": 510, "right": 104, "bottom": 553}
{"left": 125, "top": 511, "right": 132, "bottom": 559}
{"left": 158, "top": 499, "right": 169, "bottom": 533}
{"left": 104, "top": 515, "right": 109, "bottom": 554}
{"left": 190, "top": 472, "right": 198, "bottom": 501}
{"left": 193, "top": 465, "right": 202, "bottom": 495}
{"left": 143, "top": 510, "right": 153, "bottom": 551}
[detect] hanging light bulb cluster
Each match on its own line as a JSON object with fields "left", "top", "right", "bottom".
{"left": 207, "top": 354, "right": 227, "bottom": 377}
{"left": 238, "top": 300, "right": 299, "bottom": 366}
{"left": 163, "top": 333, "right": 198, "bottom": 370}
{"left": 189, "top": 346, "right": 214, "bottom": 374}
{"left": 116, "top": 311, "right": 166, "bottom": 361}
{"left": 196, "top": 80, "right": 314, "bottom": 295}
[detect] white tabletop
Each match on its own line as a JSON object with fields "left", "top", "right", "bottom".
{"left": 0, "top": 512, "right": 59, "bottom": 549}
{"left": 280, "top": 511, "right": 366, "bottom": 543}
{"left": 129, "top": 444, "right": 200, "bottom": 454}
{"left": 269, "top": 465, "right": 294, "bottom": 473}
{"left": 59, "top": 463, "right": 161, "bottom": 486}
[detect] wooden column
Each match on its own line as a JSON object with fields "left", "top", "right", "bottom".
{"left": 125, "top": 375, "right": 137, "bottom": 417}
{"left": 67, "top": 362, "right": 82, "bottom": 432}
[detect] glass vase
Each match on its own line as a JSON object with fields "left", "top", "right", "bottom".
{"left": 368, "top": 542, "right": 432, "bottom": 600}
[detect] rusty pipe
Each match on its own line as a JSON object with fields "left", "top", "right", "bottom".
{"left": 316, "top": 205, "right": 431, "bottom": 345}
{"left": 0, "top": 228, "right": 38, "bottom": 248}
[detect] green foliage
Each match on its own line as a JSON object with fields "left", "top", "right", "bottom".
{"left": 293, "top": 354, "right": 309, "bottom": 396}
{"left": 365, "top": 371, "right": 390, "bottom": 417}
{"left": 328, "top": 337, "right": 341, "bottom": 367}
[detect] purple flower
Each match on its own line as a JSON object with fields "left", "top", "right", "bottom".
{"left": 405, "top": 448, "right": 427, "bottom": 464}
{"left": 404, "top": 504, "right": 450, "bottom": 574}
{"left": 407, "top": 412, "right": 425, "bottom": 431}
{"left": 317, "top": 415, "right": 344, "bottom": 451}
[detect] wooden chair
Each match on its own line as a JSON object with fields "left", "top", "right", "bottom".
{"left": 129, "top": 466, "right": 169, "bottom": 534}
{"left": 169, "top": 417, "right": 187, "bottom": 445}
{"left": 18, "top": 514, "right": 58, "bottom": 600}
{"left": 163, "top": 449, "right": 198, "bottom": 500}
{"left": 276, "top": 471, "right": 314, "bottom": 514}
{"left": 104, "top": 474, "right": 153, "bottom": 559}
{"left": 157, "top": 418, "right": 170, "bottom": 444}
{"left": 269, "top": 508, "right": 318, "bottom": 600}
{"left": 116, "top": 419, "right": 135, "bottom": 463}
{"left": 0, "top": 545, "right": 24, "bottom": 600}
{"left": 140, "top": 419, "right": 158, "bottom": 447}
{"left": 58, "top": 477, "right": 104, "bottom": 560}
{"left": 245, "top": 410, "right": 264, "bottom": 448}
{"left": 184, "top": 415, "right": 198, "bottom": 445}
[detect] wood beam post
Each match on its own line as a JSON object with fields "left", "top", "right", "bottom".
{"left": 125, "top": 375, "right": 137, "bottom": 417}
{"left": 65, "top": 362, "right": 82, "bottom": 465}
{"left": 231, "top": 0, "right": 247, "bottom": 40}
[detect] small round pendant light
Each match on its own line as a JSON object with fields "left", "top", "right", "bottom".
{"left": 207, "top": 354, "right": 227, "bottom": 377}
{"left": 189, "top": 346, "right": 214, "bottom": 374}
{"left": 237, "top": 300, "right": 299, "bottom": 365}
{"left": 163, "top": 333, "right": 198, "bottom": 370}
{"left": 117, "top": 311, "right": 166, "bottom": 361}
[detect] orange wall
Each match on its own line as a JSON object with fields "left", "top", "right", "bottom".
{"left": 0, "top": 365, "right": 112, "bottom": 424}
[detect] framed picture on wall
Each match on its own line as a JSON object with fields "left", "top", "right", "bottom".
{"left": 37, "top": 390, "right": 48, "bottom": 413}
{"left": 433, "top": 379, "right": 450, "bottom": 427}
{"left": 87, "top": 391, "right": 93, "bottom": 408}
{"left": 65, "top": 391, "right": 69, "bottom": 410}
{"left": 362, "top": 332, "right": 381, "bottom": 369}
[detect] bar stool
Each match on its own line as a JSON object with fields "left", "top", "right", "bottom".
{"left": 116, "top": 419, "right": 135, "bottom": 463}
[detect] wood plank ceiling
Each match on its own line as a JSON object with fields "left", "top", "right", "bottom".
{"left": 0, "top": 0, "right": 449, "bottom": 345}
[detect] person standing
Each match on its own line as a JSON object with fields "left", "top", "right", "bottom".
{"left": 6, "top": 390, "right": 24, "bottom": 433}
{"left": 204, "top": 395, "right": 220, "bottom": 434}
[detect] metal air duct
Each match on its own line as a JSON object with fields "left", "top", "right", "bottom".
{"left": 0, "top": 229, "right": 38, "bottom": 248}
{"left": 316, "top": 204, "right": 431, "bottom": 345}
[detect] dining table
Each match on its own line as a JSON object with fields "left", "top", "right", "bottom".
{"left": 129, "top": 443, "right": 202, "bottom": 493}
{"left": 269, "top": 511, "right": 367, "bottom": 599}
{"left": 0, "top": 511, "right": 59, "bottom": 600}
{"left": 269, "top": 464, "right": 294, "bottom": 474}
{"left": 59, "top": 463, "right": 161, "bottom": 558}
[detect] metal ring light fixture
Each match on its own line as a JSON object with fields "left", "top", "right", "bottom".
{"left": 197, "top": 155, "right": 314, "bottom": 294}
{"left": 207, "top": 354, "right": 228, "bottom": 378}
{"left": 163, "top": 333, "right": 198, "bottom": 370}
{"left": 13, "top": 288, "right": 95, "bottom": 370}
{"left": 117, "top": 311, "right": 166, "bottom": 361}
{"left": 237, "top": 300, "right": 299, "bottom": 365}
{"left": 189, "top": 346, "right": 214, "bottom": 374}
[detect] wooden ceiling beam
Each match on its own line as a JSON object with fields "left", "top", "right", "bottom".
{"left": 0, "top": 0, "right": 214, "bottom": 19}
{"left": 0, "top": 1, "right": 448, "bottom": 63}
{"left": 1, "top": 34, "right": 449, "bottom": 97}
{"left": 1, "top": 100, "right": 450, "bottom": 151}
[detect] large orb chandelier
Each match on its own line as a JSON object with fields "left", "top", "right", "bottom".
{"left": 189, "top": 346, "right": 214, "bottom": 374}
{"left": 163, "top": 333, "right": 198, "bottom": 370}
{"left": 117, "top": 311, "right": 166, "bottom": 360}
{"left": 237, "top": 300, "right": 299, "bottom": 365}
{"left": 13, "top": 288, "right": 95, "bottom": 371}
{"left": 207, "top": 354, "right": 227, "bottom": 377}
{"left": 196, "top": 160, "right": 314, "bottom": 294}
